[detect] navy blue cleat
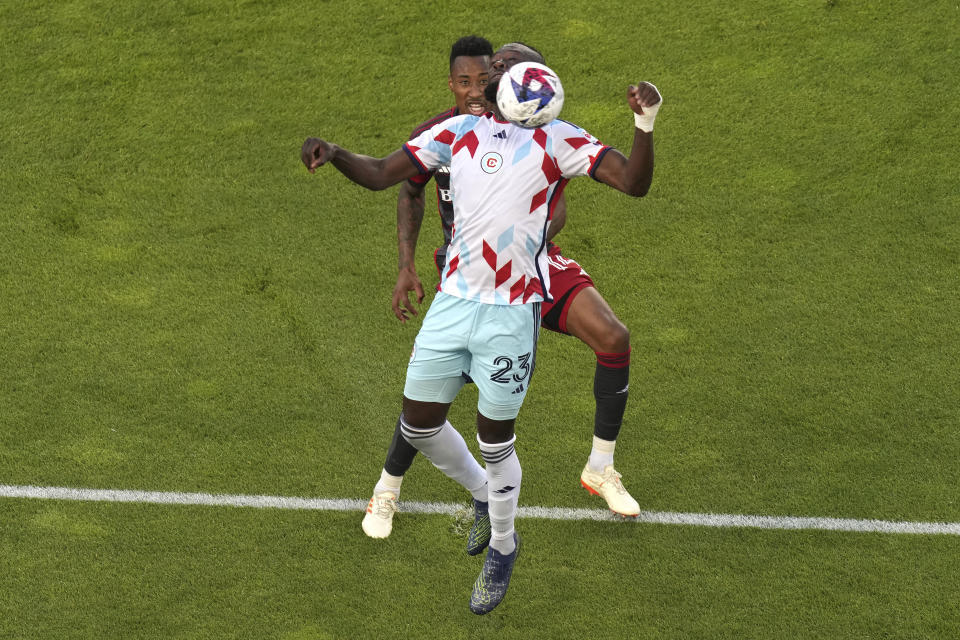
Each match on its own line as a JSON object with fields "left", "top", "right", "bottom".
{"left": 466, "top": 499, "right": 491, "bottom": 556}
{"left": 469, "top": 533, "right": 520, "bottom": 615}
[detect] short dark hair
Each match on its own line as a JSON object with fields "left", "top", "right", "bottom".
{"left": 499, "top": 42, "right": 545, "bottom": 63}
{"left": 449, "top": 35, "right": 494, "bottom": 69}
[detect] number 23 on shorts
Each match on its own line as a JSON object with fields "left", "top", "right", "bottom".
{"left": 489, "top": 352, "right": 531, "bottom": 384}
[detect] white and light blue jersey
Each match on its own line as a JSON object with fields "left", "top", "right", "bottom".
{"left": 403, "top": 113, "right": 610, "bottom": 305}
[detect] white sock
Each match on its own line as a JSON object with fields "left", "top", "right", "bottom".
{"left": 373, "top": 469, "right": 403, "bottom": 497}
{"left": 400, "top": 418, "right": 487, "bottom": 500}
{"left": 588, "top": 435, "right": 616, "bottom": 472}
{"left": 478, "top": 435, "right": 521, "bottom": 555}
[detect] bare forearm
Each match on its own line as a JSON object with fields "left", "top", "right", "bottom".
{"left": 593, "top": 82, "right": 661, "bottom": 197}
{"left": 623, "top": 129, "right": 654, "bottom": 197}
{"left": 397, "top": 185, "right": 426, "bottom": 271}
{"left": 594, "top": 135, "right": 654, "bottom": 197}
{"left": 302, "top": 138, "right": 418, "bottom": 190}
{"left": 329, "top": 146, "right": 396, "bottom": 191}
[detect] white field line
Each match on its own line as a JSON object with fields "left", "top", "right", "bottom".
{"left": 2, "top": 484, "right": 960, "bottom": 536}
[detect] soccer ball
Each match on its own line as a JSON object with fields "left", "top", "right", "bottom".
{"left": 496, "top": 61, "right": 565, "bottom": 128}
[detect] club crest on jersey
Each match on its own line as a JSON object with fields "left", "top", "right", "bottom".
{"left": 480, "top": 151, "right": 503, "bottom": 174}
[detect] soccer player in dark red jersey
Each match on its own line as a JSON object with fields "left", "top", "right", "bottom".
{"left": 362, "top": 38, "right": 644, "bottom": 541}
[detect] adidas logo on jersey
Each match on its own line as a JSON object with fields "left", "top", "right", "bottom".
{"left": 494, "top": 130, "right": 507, "bottom": 139}
{"left": 511, "top": 383, "right": 524, "bottom": 394}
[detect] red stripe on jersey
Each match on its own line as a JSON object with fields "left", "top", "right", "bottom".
{"left": 522, "top": 278, "right": 543, "bottom": 303}
{"left": 564, "top": 136, "right": 591, "bottom": 149}
{"left": 445, "top": 254, "right": 460, "bottom": 277}
{"left": 482, "top": 240, "right": 498, "bottom": 270}
{"left": 435, "top": 129, "right": 456, "bottom": 145}
{"left": 530, "top": 187, "right": 548, "bottom": 212}
{"left": 452, "top": 130, "right": 479, "bottom": 158}
{"left": 541, "top": 153, "right": 562, "bottom": 184}
{"left": 533, "top": 127, "right": 548, "bottom": 149}
{"left": 495, "top": 261, "right": 512, "bottom": 288}
{"left": 596, "top": 349, "right": 631, "bottom": 368}
{"left": 510, "top": 276, "right": 527, "bottom": 303}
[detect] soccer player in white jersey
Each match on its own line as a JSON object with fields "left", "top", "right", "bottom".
{"left": 300, "top": 45, "right": 662, "bottom": 615}
{"left": 365, "top": 40, "right": 644, "bottom": 546}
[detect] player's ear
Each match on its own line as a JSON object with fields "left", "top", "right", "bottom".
{"left": 448, "top": 75, "right": 454, "bottom": 92}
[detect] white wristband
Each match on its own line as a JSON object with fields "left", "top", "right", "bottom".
{"left": 634, "top": 102, "right": 660, "bottom": 132}
{"left": 633, "top": 83, "right": 662, "bottom": 132}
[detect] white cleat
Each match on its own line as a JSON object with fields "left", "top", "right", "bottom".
{"left": 362, "top": 491, "right": 398, "bottom": 538}
{"left": 580, "top": 464, "right": 641, "bottom": 517}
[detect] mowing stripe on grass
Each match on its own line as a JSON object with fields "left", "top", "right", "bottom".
{"left": 2, "top": 484, "right": 959, "bottom": 536}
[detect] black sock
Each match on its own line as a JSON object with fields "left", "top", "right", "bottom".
{"left": 383, "top": 415, "right": 419, "bottom": 476}
{"left": 593, "top": 350, "right": 630, "bottom": 441}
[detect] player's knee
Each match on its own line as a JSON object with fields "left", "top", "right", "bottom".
{"left": 477, "top": 412, "right": 516, "bottom": 444}
{"left": 595, "top": 320, "right": 630, "bottom": 354}
{"left": 401, "top": 397, "right": 448, "bottom": 429}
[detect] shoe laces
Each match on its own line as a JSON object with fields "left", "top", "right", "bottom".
{"left": 372, "top": 493, "right": 398, "bottom": 518}
{"left": 603, "top": 468, "right": 628, "bottom": 495}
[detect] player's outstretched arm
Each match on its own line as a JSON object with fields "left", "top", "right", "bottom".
{"left": 593, "top": 82, "right": 662, "bottom": 197}
{"left": 301, "top": 138, "right": 420, "bottom": 191}
{"left": 392, "top": 180, "right": 427, "bottom": 322}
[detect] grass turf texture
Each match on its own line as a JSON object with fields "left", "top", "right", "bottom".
{"left": 3, "top": 500, "right": 960, "bottom": 638}
{"left": 2, "top": 0, "right": 959, "bottom": 637}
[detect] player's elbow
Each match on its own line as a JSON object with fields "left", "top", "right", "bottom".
{"left": 623, "top": 180, "right": 651, "bottom": 197}
{"left": 361, "top": 166, "right": 393, "bottom": 191}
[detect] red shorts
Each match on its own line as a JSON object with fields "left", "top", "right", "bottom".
{"left": 434, "top": 242, "right": 594, "bottom": 335}
{"left": 540, "top": 243, "right": 594, "bottom": 335}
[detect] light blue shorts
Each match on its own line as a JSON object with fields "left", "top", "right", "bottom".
{"left": 404, "top": 292, "right": 541, "bottom": 420}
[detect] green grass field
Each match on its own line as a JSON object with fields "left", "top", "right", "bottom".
{"left": 2, "top": 0, "right": 959, "bottom": 637}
